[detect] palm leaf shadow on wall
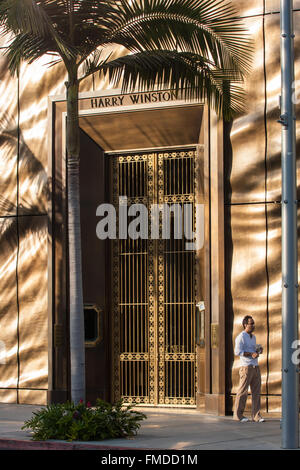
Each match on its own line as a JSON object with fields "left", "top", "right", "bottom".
{"left": 0, "top": 113, "right": 50, "bottom": 216}
{"left": 0, "top": 113, "right": 49, "bottom": 395}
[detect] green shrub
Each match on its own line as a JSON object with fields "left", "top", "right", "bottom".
{"left": 22, "top": 399, "right": 147, "bottom": 442}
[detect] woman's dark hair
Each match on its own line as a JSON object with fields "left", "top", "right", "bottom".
{"left": 242, "top": 315, "right": 253, "bottom": 329}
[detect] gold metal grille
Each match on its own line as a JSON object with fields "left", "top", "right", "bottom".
{"left": 111, "top": 150, "right": 197, "bottom": 406}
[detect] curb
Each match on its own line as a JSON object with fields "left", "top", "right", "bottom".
{"left": 0, "top": 438, "right": 148, "bottom": 451}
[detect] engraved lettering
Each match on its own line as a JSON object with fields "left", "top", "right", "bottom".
{"left": 90, "top": 91, "right": 177, "bottom": 109}
{"left": 90, "top": 98, "right": 98, "bottom": 108}
{"left": 129, "top": 94, "right": 141, "bottom": 104}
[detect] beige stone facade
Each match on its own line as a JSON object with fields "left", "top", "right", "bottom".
{"left": 0, "top": 1, "right": 298, "bottom": 413}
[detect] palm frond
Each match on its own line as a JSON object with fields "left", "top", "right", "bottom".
{"left": 79, "top": 48, "right": 113, "bottom": 78}
{"left": 0, "top": 0, "right": 253, "bottom": 117}
{"left": 4, "top": 32, "right": 58, "bottom": 73}
{"left": 101, "top": 49, "right": 247, "bottom": 120}
{"left": 0, "top": 0, "right": 78, "bottom": 61}
{"left": 105, "top": 0, "right": 253, "bottom": 76}
{"left": 0, "top": 0, "right": 54, "bottom": 36}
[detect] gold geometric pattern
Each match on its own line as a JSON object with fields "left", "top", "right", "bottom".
{"left": 111, "top": 149, "right": 197, "bottom": 406}
{"left": 157, "top": 150, "right": 197, "bottom": 406}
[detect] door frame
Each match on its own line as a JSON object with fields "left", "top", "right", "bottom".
{"left": 47, "top": 88, "right": 226, "bottom": 413}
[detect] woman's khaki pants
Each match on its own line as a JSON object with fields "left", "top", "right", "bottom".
{"left": 234, "top": 365, "right": 262, "bottom": 421}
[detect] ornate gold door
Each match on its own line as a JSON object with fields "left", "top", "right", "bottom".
{"left": 111, "top": 149, "right": 197, "bottom": 406}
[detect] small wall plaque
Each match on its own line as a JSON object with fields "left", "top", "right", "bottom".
{"left": 211, "top": 323, "right": 219, "bottom": 349}
{"left": 195, "top": 302, "right": 205, "bottom": 347}
{"left": 84, "top": 304, "right": 103, "bottom": 347}
{"left": 54, "top": 324, "right": 64, "bottom": 348}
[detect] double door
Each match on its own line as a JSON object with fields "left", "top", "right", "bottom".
{"left": 110, "top": 149, "right": 197, "bottom": 406}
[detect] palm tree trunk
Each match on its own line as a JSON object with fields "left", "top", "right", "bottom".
{"left": 66, "top": 70, "right": 85, "bottom": 404}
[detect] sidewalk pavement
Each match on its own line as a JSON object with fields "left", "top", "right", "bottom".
{"left": 0, "top": 403, "right": 294, "bottom": 451}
